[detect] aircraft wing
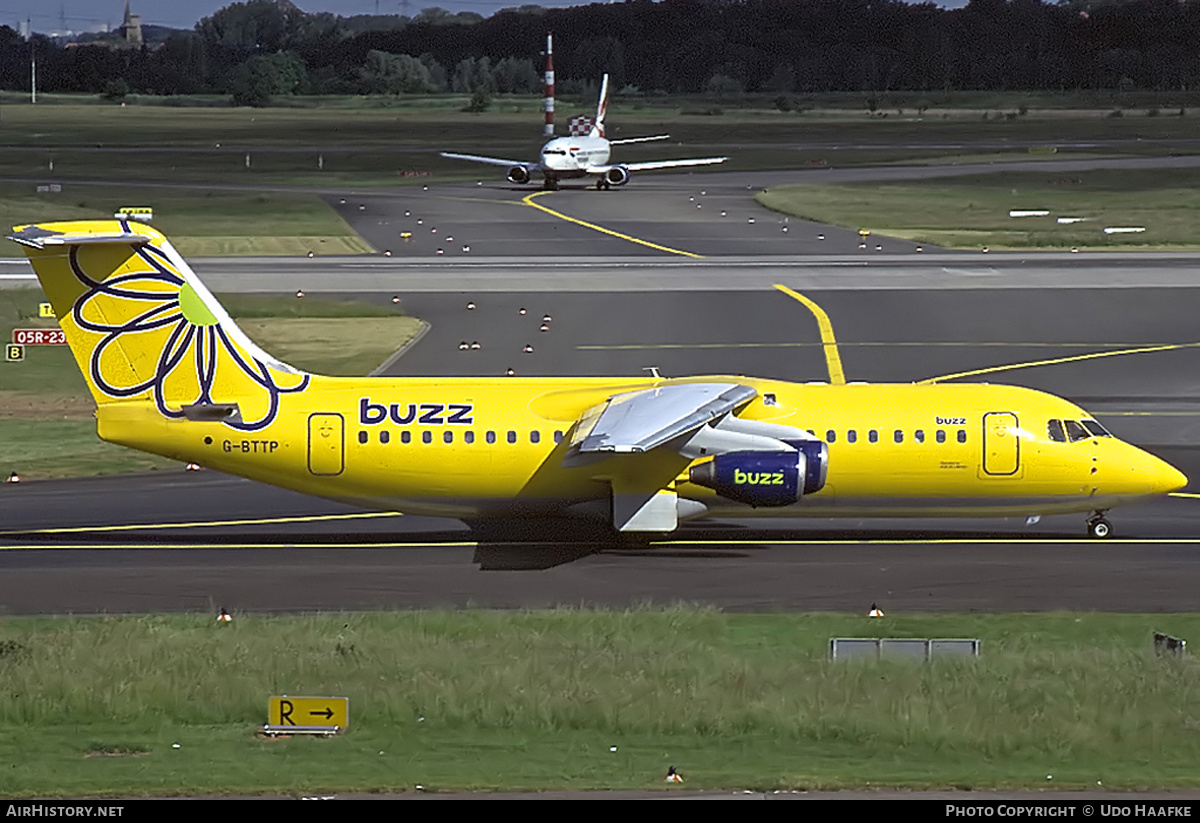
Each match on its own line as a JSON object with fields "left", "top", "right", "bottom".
{"left": 608, "top": 135, "right": 670, "bottom": 146}
{"left": 440, "top": 152, "right": 539, "bottom": 169}
{"left": 571, "top": 383, "right": 757, "bottom": 454}
{"left": 584, "top": 156, "right": 728, "bottom": 174}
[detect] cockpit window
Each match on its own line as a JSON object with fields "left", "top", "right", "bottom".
{"left": 1082, "top": 419, "right": 1111, "bottom": 437}
{"left": 1064, "top": 420, "right": 1089, "bottom": 442}
{"left": 1047, "top": 420, "right": 1066, "bottom": 442}
{"left": 543, "top": 149, "right": 567, "bottom": 155}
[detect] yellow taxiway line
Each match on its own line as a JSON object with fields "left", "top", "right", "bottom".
{"left": 0, "top": 510, "right": 403, "bottom": 537}
{"left": 651, "top": 537, "right": 1200, "bottom": 547}
{"left": 772, "top": 284, "right": 846, "bottom": 384}
{"left": 0, "top": 541, "right": 474, "bottom": 551}
{"left": 919, "top": 342, "right": 1200, "bottom": 384}
{"left": 521, "top": 191, "right": 703, "bottom": 258}
{"left": 0, "top": 537, "right": 1196, "bottom": 552}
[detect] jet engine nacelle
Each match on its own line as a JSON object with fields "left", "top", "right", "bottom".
{"left": 507, "top": 165, "right": 532, "bottom": 185}
{"left": 604, "top": 166, "right": 630, "bottom": 187}
{"left": 687, "top": 442, "right": 827, "bottom": 507}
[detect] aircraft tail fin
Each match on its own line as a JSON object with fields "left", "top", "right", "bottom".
{"left": 8, "top": 220, "right": 308, "bottom": 430}
{"left": 591, "top": 73, "right": 609, "bottom": 139}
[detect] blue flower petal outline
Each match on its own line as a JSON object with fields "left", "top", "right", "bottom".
{"left": 69, "top": 243, "right": 309, "bottom": 431}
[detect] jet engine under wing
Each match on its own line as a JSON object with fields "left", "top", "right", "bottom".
{"left": 586, "top": 157, "right": 728, "bottom": 174}
{"left": 439, "top": 151, "right": 540, "bottom": 169}
{"left": 573, "top": 383, "right": 757, "bottom": 454}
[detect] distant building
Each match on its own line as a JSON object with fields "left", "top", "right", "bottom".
{"left": 120, "top": 1, "right": 142, "bottom": 47}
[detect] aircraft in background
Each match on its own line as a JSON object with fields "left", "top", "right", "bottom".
{"left": 441, "top": 34, "right": 727, "bottom": 190}
{"left": 9, "top": 218, "right": 1187, "bottom": 542}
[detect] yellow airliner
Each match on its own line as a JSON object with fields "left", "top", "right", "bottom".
{"left": 9, "top": 219, "right": 1187, "bottom": 540}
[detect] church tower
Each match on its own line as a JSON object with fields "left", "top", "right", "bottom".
{"left": 121, "top": 1, "right": 142, "bottom": 46}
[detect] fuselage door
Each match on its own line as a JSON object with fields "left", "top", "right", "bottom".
{"left": 308, "top": 413, "right": 344, "bottom": 476}
{"left": 982, "top": 411, "right": 1020, "bottom": 476}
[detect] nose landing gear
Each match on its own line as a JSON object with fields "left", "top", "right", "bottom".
{"left": 1086, "top": 513, "right": 1112, "bottom": 539}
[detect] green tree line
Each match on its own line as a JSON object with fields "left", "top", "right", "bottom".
{"left": 4, "top": 0, "right": 1200, "bottom": 105}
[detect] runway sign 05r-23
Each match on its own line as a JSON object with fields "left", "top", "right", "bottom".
{"left": 11, "top": 329, "right": 66, "bottom": 345}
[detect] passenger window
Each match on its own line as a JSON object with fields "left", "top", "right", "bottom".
{"left": 957, "top": 430, "right": 967, "bottom": 444}
{"left": 465, "top": 431, "right": 475, "bottom": 444}
{"left": 1047, "top": 420, "right": 1066, "bottom": 442}
{"left": 847, "top": 430, "right": 857, "bottom": 443}
{"left": 1082, "top": 419, "right": 1111, "bottom": 437}
{"left": 531, "top": 431, "right": 540, "bottom": 444}
{"left": 358, "top": 431, "right": 368, "bottom": 444}
{"left": 894, "top": 430, "right": 903, "bottom": 444}
{"left": 826, "top": 430, "right": 836, "bottom": 443}
{"left": 380, "top": 431, "right": 390, "bottom": 444}
{"left": 915, "top": 430, "right": 925, "bottom": 443}
{"left": 401, "top": 431, "right": 411, "bottom": 444}
{"left": 444, "top": 431, "right": 453, "bottom": 444}
{"left": 764, "top": 393, "right": 778, "bottom": 406}
{"left": 1065, "top": 420, "right": 1089, "bottom": 442}
{"left": 422, "top": 431, "right": 432, "bottom": 444}
{"left": 936, "top": 430, "right": 946, "bottom": 444}
{"left": 486, "top": 431, "right": 496, "bottom": 444}
{"left": 868, "top": 430, "right": 878, "bottom": 443}
{"left": 554, "top": 430, "right": 563, "bottom": 443}
{"left": 507, "top": 431, "right": 517, "bottom": 444}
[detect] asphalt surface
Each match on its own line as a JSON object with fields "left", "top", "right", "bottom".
{"left": 323, "top": 171, "right": 914, "bottom": 258}
{"left": 3, "top": 170, "right": 1200, "bottom": 616}
{"left": 324, "top": 155, "right": 1200, "bottom": 260}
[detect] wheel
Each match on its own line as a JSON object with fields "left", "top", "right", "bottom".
{"left": 1087, "top": 518, "right": 1112, "bottom": 539}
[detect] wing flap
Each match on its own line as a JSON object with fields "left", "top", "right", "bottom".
{"left": 573, "top": 383, "right": 757, "bottom": 454}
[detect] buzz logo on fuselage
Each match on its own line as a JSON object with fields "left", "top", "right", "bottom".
{"left": 936, "top": 416, "right": 967, "bottom": 425}
{"left": 360, "top": 398, "right": 474, "bottom": 426}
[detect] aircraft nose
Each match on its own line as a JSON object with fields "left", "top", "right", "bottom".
{"left": 1143, "top": 450, "right": 1188, "bottom": 495}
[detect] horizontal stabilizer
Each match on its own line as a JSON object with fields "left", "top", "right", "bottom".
{"left": 8, "top": 224, "right": 150, "bottom": 249}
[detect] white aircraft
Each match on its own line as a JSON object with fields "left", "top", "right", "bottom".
{"left": 442, "top": 69, "right": 728, "bottom": 190}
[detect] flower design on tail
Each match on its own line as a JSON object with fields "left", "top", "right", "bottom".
{"left": 69, "top": 241, "right": 308, "bottom": 431}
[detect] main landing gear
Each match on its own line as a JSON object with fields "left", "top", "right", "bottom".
{"left": 1086, "top": 512, "right": 1112, "bottom": 539}
{"left": 595, "top": 178, "right": 610, "bottom": 191}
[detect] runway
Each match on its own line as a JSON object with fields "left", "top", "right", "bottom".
{"left": 3, "top": 465, "right": 1200, "bottom": 613}
{"left": 3, "top": 169, "right": 1200, "bottom": 616}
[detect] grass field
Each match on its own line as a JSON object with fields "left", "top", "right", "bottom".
{"left": 1, "top": 95, "right": 1198, "bottom": 186}
{"left": 0, "top": 289, "right": 419, "bottom": 479}
{"left": 0, "top": 609, "right": 1196, "bottom": 796}
{"left": 0, "top": 183, "right": 372, "bottom": 257}
{"left": 758, "top": 167, "right": 1200, "bottom": 251}
{"left": 0, "top": 95, "right": 1197, "bottom": 255}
